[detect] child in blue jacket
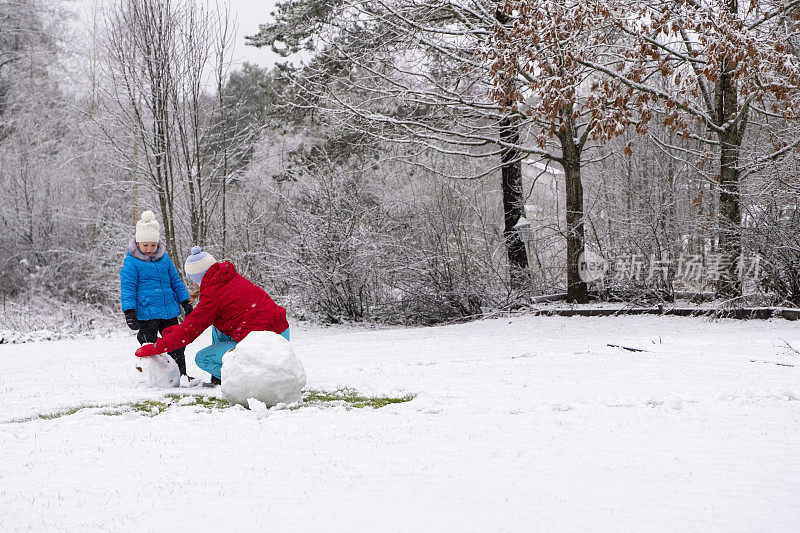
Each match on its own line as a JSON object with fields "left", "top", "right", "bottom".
{"left": 120, "top": 210, "right": 193, "bottom": 378}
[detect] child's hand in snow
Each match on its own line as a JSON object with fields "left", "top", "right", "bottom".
{"left": 135, "top": 343, "right": 162, "bottom": 358}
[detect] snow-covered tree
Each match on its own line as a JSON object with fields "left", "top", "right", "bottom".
{"left": 593, "top": 0, "right": 800, "bottom": 296}
{"left": 94, "top": 0, "right": 240, "bottom": 260}
{"left": 247, "top": 0, "right": 540, "bottom": 290}
{"left": 488, "top": 0, "right": 641, "bottom": 301}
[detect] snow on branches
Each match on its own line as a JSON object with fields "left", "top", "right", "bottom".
{"left": 487, "top": 0, "right": 634, "bottom": 149}
{"left": 488, "top": 0, "right": 800, "bottom": 143}
{"left": 617, "top": 0, "right": 800, "bottom": 132}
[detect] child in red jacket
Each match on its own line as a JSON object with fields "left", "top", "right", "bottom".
{"left": 135, "top": 246, "right": 290, "bottom": 384}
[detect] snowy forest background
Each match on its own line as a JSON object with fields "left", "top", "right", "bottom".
{"left": 2, "top": 0, "right": 800, "bottom": 329}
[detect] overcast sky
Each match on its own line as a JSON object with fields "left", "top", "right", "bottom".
{"left": 74, "top": 0, "right": 283, "bottom": 69}
{"left": 226, "top": 0, "right": 281, "bottom": 68}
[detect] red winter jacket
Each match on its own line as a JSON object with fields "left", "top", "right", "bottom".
{"left": 156, "top": 261, "right": 288, "bottom": 353}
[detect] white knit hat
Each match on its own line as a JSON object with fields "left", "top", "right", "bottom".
{"left": 135, "top": 210, "right": 160, "bottom": 243}
{"left": 184, "top": 246, "right": 217, "bottom": 286}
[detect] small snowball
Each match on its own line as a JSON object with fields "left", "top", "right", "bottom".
{"left": 137, "top": 353, "right": 180, "bottom": 388}
{"left": 247, "top": 398, "right": 269, "bottom": 418}
{"left": 665, "top": 396, "right": 683, "bottom": 410}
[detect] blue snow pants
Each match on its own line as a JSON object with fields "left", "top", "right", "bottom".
{"left": 195, "top": 326, "right": 291, "bottom": 379}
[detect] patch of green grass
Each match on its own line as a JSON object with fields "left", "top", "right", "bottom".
{"left": 39, "top": 405, "right": 100, "bottom": 420}
{"left": 129, "top": 394, "right": 230, "bottom": 416}
{"left": 301, "top": 388, "right": 415, "bottom": 409}
{"left": 7, "top": 404, "right": 105, "bottom": 423}
{"left": 6, "top": 394, "right": 230, "bottom": 423}
{"left": 191, "top": 395, "right": 230, "bottom": 410}
{"left": 6, "top": 388, "right": 412, "bottom": 423}
{"left": 128, "top": 399, "right": 171, "bottom": 416}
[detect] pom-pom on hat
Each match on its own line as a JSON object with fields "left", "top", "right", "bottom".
{"left": 184, "top": 245, "right": 216, "bottom": 286}
{"left": 135, "top": 210, "right": 161, "bottom": 243}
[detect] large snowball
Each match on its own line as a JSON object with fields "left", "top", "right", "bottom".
{"left": 221, "top": 331, "right": 306, "bottom": 408}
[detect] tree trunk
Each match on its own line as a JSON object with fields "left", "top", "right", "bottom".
{"left": 714, "top": 51, "right": 745, "bottom": 297}
{"left": 563, "top": 155, "right": 589, "bottom": 303}
{"left": 499, "top": 116, "right": 529, "bottom": 290}
{"left": 559, "top": 125, "right": 589, "bottom": 303}
{"left": 716, "top": 129, "right": 743, "bottom": 296}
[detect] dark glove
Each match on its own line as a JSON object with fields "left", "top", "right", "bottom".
{"left": 123, "top": 309, "right": 139, "bottom": 330}
{"left": 181, "top": 300, "right": 194, "bottom": 317}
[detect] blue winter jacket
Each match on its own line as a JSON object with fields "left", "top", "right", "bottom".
{"left": 120, "top": 237, "right": 191, "bottom": 321}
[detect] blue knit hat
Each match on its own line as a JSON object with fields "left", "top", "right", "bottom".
{"left": 184, "top": 246, "right": 216, "bottom": 286}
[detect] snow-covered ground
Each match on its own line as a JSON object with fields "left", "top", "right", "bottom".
{"left": 2, "top": 315, "right": 799, "bottom": 531}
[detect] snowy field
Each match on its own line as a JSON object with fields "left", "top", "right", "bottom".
{"left": 2, "top": 315, "right": 800, "bottom": 532}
